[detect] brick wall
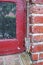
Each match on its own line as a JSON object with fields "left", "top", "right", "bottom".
{"left": 27, "top": 0, "right": 43, "bottom": 65}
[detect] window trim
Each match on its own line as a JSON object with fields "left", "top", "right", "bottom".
{"left": 0, "top": 0, "right": 26, "bottom": 55}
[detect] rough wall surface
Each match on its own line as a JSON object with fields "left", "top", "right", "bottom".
{"left": 0, "top": 52, "right": 31, "bottom": 65}
{"left": 28, "top": 0, "right": 43, "bottom": 65}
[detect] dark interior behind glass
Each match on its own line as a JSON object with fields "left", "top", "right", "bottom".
{"left": 0, "top": 2, "right": 16, "bottom": 39}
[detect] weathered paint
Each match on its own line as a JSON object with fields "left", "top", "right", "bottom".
{"left": 0, "top": 0, "right": 26, "bottom": 55}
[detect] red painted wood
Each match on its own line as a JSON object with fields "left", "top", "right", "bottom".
{"left": 0, "top": 0, "right": 26, "bottom": 55}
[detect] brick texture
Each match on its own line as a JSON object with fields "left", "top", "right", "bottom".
{"left": 30, "top": 5, "right": 43, "bottom": 14}
{"left": 32, "top": 52, "right": 43, "bottom": 61}
{"left": 29, "top": 16, "right": 43, "bottom": 24}
{"left": 33, "top": 62, "right": 43, "bottom": 65}
{"left": 31, "top": 26, "right": 43, "bottom": 33}
{"left": 29, "top": 26, "right": 43, "bottom": 33}
{"left": 39, "top": 53, "right": 43, "bottom": 59}
{"left": 32, "top": 45, "right": 43, "bottom": 52}
{"left": 30, "top": 35, "right": 43, "bottom": 42}
{"left": 29, "top": 0, "right": 43, "bottom": 65}
{"left": 30, "top": 0, "right": 43, "bottom": 4}
{"left": 32, "top": 35, "right": 43, "bottom": 42}
{"left": 32, "top": 54, "right": 38, "bottom": 60}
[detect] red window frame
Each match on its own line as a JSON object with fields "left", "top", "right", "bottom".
{"left": 0, "top": 0, "right": 26, "bottom": 55}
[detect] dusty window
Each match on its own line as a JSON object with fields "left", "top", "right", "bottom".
{"left": 0, "top": 2, "right": 16, "bottom": 39}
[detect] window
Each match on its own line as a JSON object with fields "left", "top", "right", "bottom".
{"left": 0, "top": 2, "right": 16, "bottom": 39}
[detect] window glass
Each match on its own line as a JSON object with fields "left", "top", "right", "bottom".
{"left": 0, "top": 2, "right": 16, "bottom": 39}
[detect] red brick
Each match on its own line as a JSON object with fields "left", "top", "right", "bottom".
{"left": 33, "top": 62, "right": 43, "bottom": 65}
{"left": 32, "top": 45, "right": 43, "bottom": 52}
{"left": 29, "top": 35, "right": 43, "bottom": 42}
{"left": 29, "top": 16, "right": 43, "bottom": 24}
{"left": 39, "top": 53, "right": 43, "bottom": 59}
{"left": 30, "top": 0, "right": 43, "bottom": 4}
{"left": 30, "top": 5, "right": 43, "bottom": 14}
{"left": 32, "top": 54, "right": 38, "bottom": 61}
{"left": 32, "top": 26, "right": 43, "bottom": 33}
{"left": 33, "top": 35, "right": 43, "bottom": 42}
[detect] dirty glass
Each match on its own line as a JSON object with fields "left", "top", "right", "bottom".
{"left": 0, "top": 2, "right": 16, "bottom": 39}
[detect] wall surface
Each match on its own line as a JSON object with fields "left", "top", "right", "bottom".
{"left": 0, "top": 52, "right": 31, "bottom": 65}
{"left": 27, "top": 0, "right": 43, "bottom": 65}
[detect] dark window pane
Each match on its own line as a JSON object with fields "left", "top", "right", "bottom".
{"left": 0, "top": 2, "right": 16, "bottom": 39}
